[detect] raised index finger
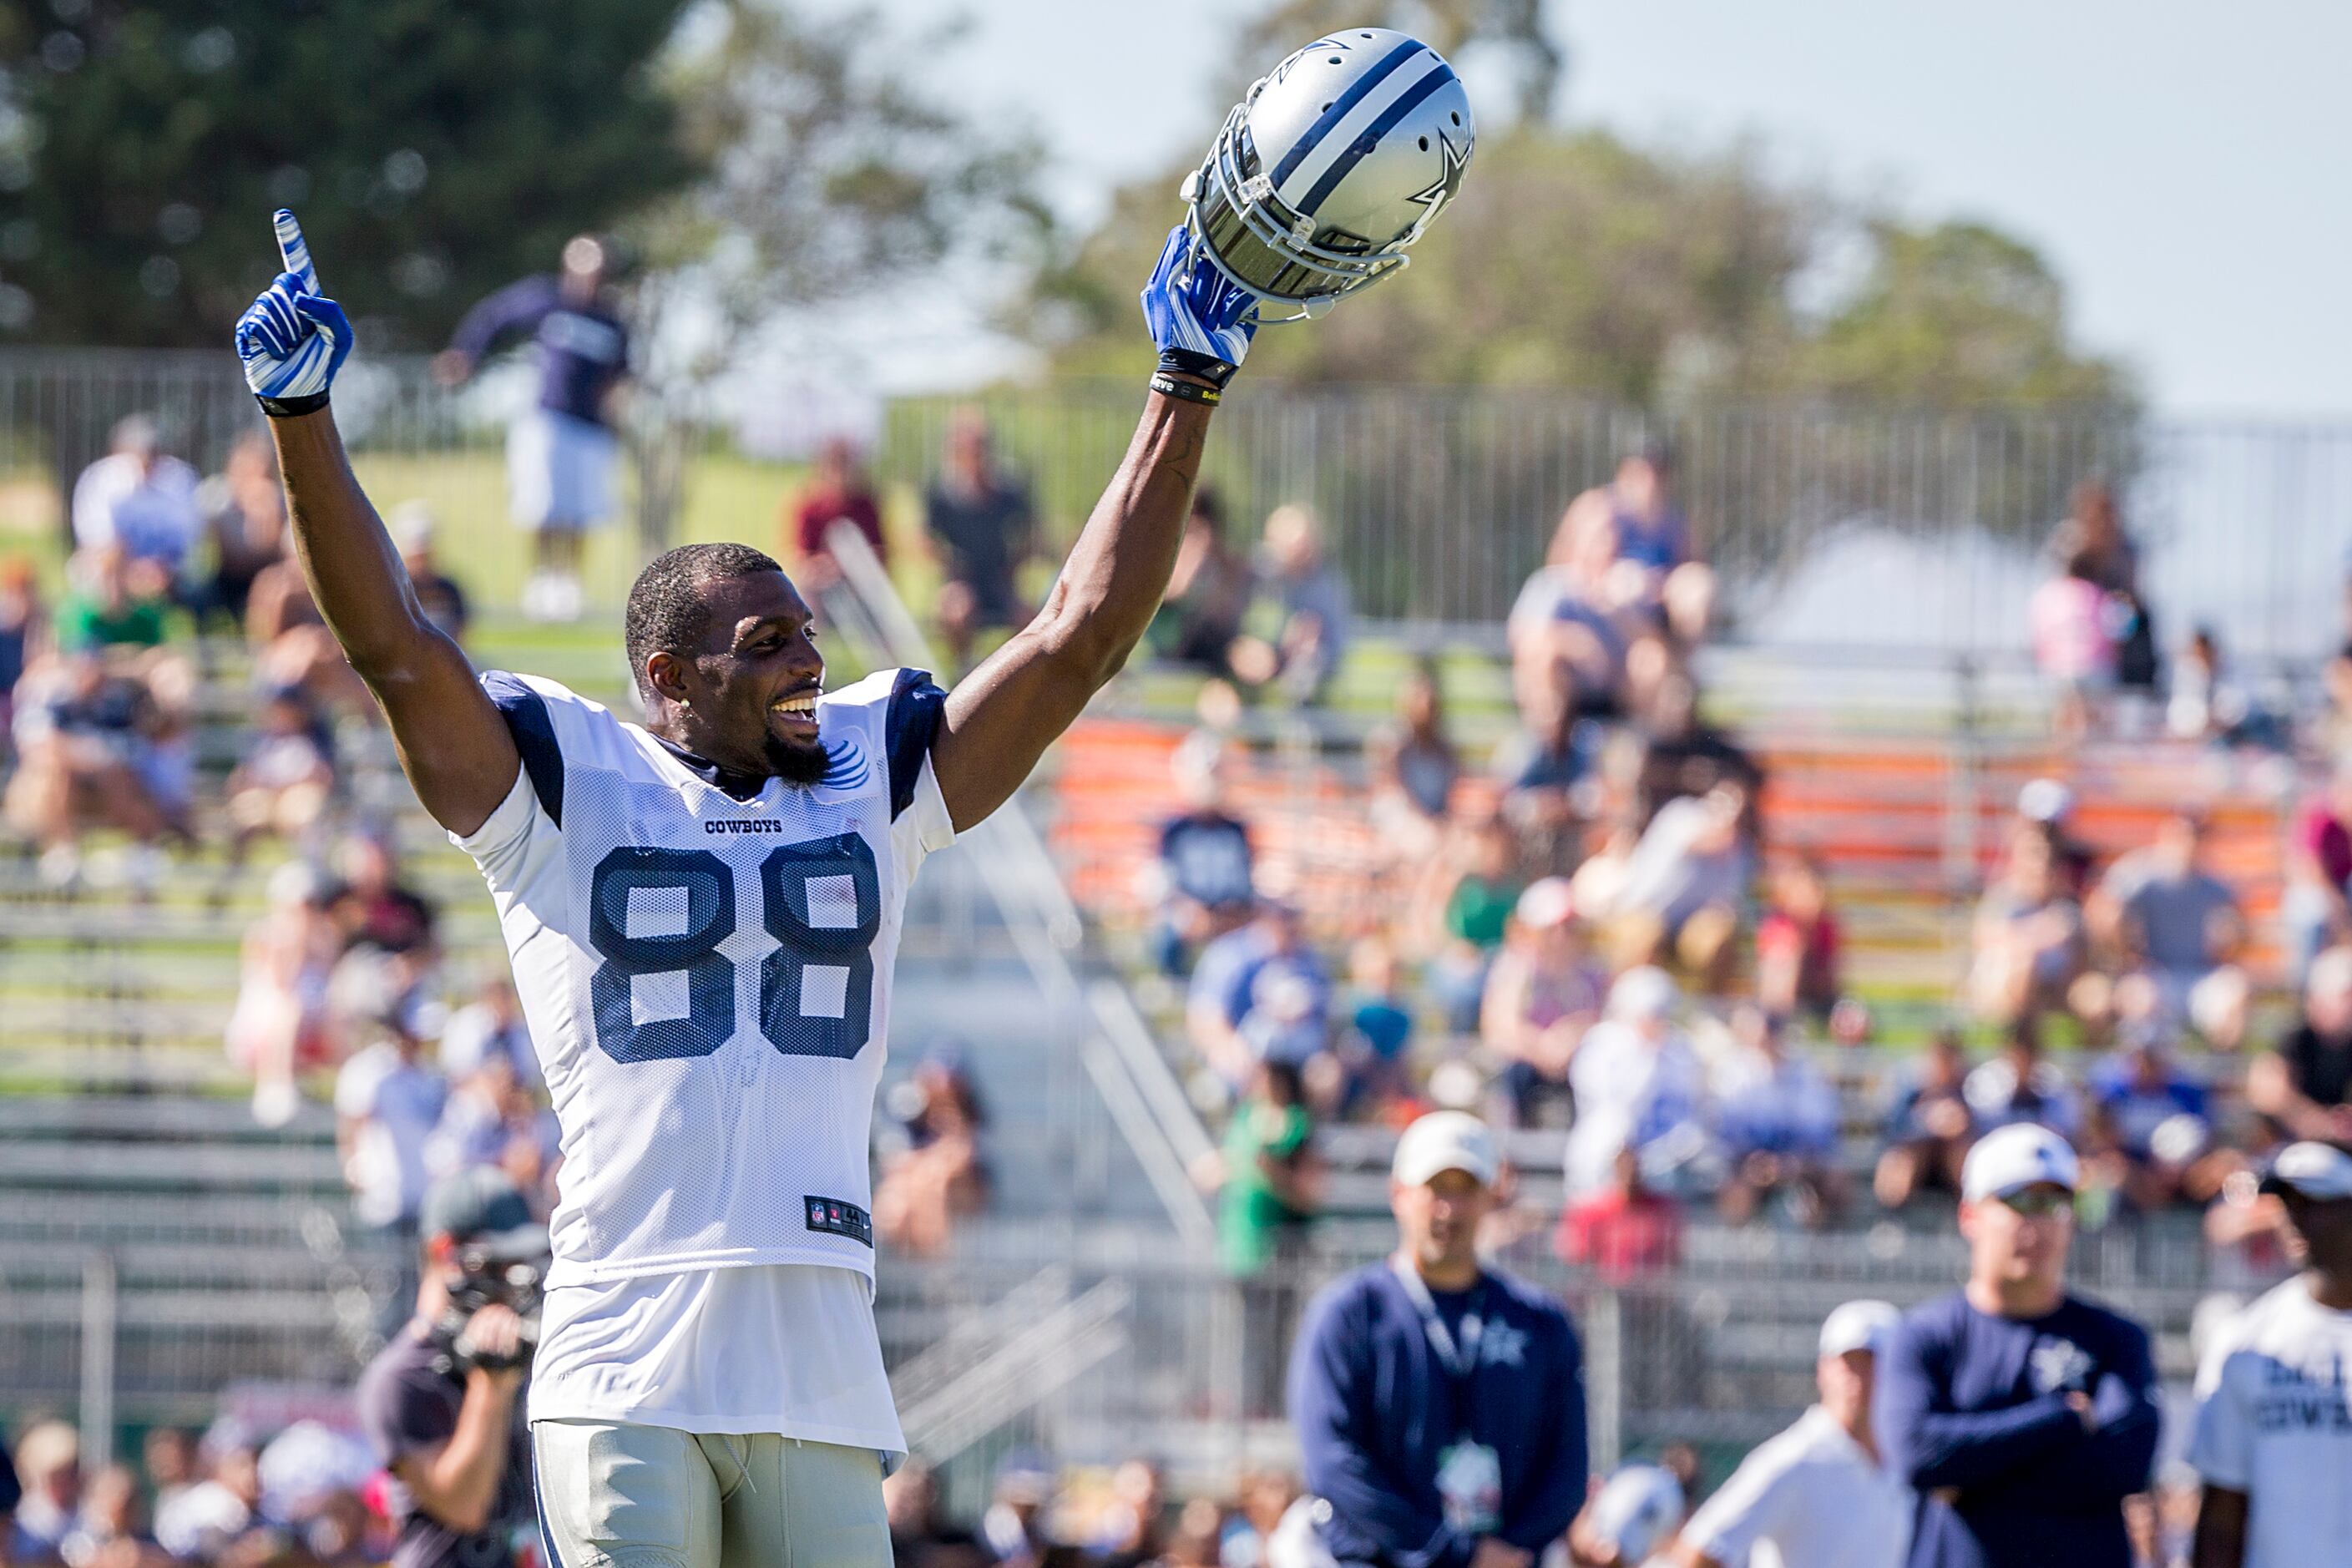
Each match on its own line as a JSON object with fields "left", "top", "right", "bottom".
{"left": 273, "top": 209, "right": 317, "bottom": 292}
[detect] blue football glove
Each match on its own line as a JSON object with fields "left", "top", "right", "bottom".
{"left": 235, "top": 210, "right": 353, "bottom": 417}
{"left": 1142, "top": 225, "right": 1258, "bottom": 388}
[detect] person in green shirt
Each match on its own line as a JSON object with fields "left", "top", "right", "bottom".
{"left": 58, "top": 544, "right": 169, "bottom": 652}
{"left": 1208, "top": 1058, "right": 1321, "bottom": 1418}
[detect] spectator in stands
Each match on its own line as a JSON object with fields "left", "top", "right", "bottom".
{"left": 389, "top": 503, "right": 471, "bottom": 645}
{"left": 1756, "top": 855, "right": 1843, "bottom": 1024}
{"left": 884, "top": 1460, "right": 989, "bottom": 1568}
{"left": 1875, "top": 1029, "right": 1978, "bottom": 1211}
{"left": 0, "top": 554, "right": 44, "bottom": 743}
{"left": 2283, "top": 768, "right": 2352, "bottom": 987}
{"left": 2091, "top": 812, "right": 2250, "bottom": 1050}
{"left": 2016, "top": 777, "right": 2097, "bottom": 900}
{"left": 1558, "top": 1139, "right": 1686, "bottom": 1282}
{"left": 1290, "top": 1112, "right": 1588, "bottom": 1568}
{"left": 1670, "top": 1301, "right": 1909, "bottom": 1568}
{"left": 1876, "top": 1124, "right": 2159, "bottom": 1568}
{"left": 142, "top": 1428, "right": 196, "bottom": 1526}
{"left": 245, "top": 548, "right": 371, "bottom": 719}
{"left": 153, "top": 1439, "right": 261, "bottom": 1562}
{"left": 425, "top": 1043, "right": 529, "bottom": 1181}
{"left": 71, "top": 414, "right": 201, "bottom": 581}
{"left": 1201, "top": 1059, "right": 1320, "bottom": 1413}
{"left": 224, "top": 687, "right": 335, "bottom": 867}
{"left": 59, "top": 1461, "right": 155, "bottom": 1565}
{"left": 1490, "top": 679, "right": 1594, "bottom": 874}
{"left": 1712, "top": 1004, "right": 1844, "bottom": 1226}
{"left": 1415, "top": 810, "right": 1526, "bottom": 1034}
{"left": 1599, "top": 444, "right": 1713, "bottom": 640}
{"left": 436, "top": 235, "right": 633, "bottom": 623}
{"left": 3, "top": 650, "right": 179, "bottom": 892}
{"left": 1146, "top": 734, "right": 1256, "bottom": 975}
{"left": 979, "top": 1449, "right": 1058, "bottom": 1568}
{"left": 874, "top": 1054, "right": 992, "bottom": 1257}
{"left": 786, "top": 434, "right": 888, "bottom": 589}
{"left": 1338, "top": 936, "right": 1415, "bottom": 1119}
{"left": 58, "top": 542, "right": 169, "bottom": 653}
{"left": 1964, "top": 1020, "right": 2081, "bottom": 1139}
{"left": 1082, "top": 1458, "right": 1167, "bottom": 1568}
{"left": 1367, "top": 660, "right": 1459, "bottom": 862}
{"left": 1562, "top": 966, "right": 1709, "bottom": 1198}
{"left": 1150, "top": 483, "right": 1254, "bottom": 685}
{"left": 925, "top": 409, "right": 1034, "bottom": 672}
{"left": 225, "top": 862, "right": 342, "bottom": 1127}
{"left": 1479, "top": 878, "right": 1604, "bottom": 1130}
{"left": 2030, "top": 547, "right": 2118, "bottom": 741}
{"left": 1598, "top": 776, "right": 1753, "bottom": 990}
{"left": 1188, "top": 896, "right": 1330, "bottom": 1094}
{"left": 439, "top": 976, "right": 538, "bottom": 1089}
{"left": 196, "top": 429, "right": 287, "bottom": 634}
{"left": 10, "top": 1419, "right": 78, "bottom": 1562}
{"left": 1244, "top": 503, "right": 1351, "bottom": 702}
{"left": 2053, "top": 477, "right": 2162, "bottom": 698}
{"left": 2167, "top": 625, "right": 2283, "bottom": 749}
{"left": 326, "top": 834, "right": 439, "bottom": 963}
{"left": 2086, "top": 1033, "right": 2214, "bottom": 1213}
{"left": 357, "top": 1169, "right": 539, "bottom": 1568}
{"left": 1509, "top": 502, "right": 1636, "bottom": 725}
{"left": 1630, "top": 673, "right": 1758, "bottom": 830}
{"left": 1967, "top": 822, "right": 2087, "bottom": 1027}
{"left": 333, "top": 969, "right": 449, "bottom": 1310}
{"left": 2248, "top": 945, "right": 2352, "bottom": 1146}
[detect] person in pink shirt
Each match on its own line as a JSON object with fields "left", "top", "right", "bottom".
{"left": 2031, "top": 548, "right": 2117, "bottom": 741}
{"left": 2284, "top": 769, "right": 2352, "bottom": 985}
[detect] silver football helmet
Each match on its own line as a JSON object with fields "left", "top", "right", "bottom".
{"left": 1182, "top": 28, "right": 1474, "bottom": 321}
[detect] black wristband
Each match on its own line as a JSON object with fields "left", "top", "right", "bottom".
{"left": 1158, "top": 348, "right": 1237, "bottom": 390}
{"left": 1150, "top": 372, "right": 1221, "bottom": 407}
{"left": 255, "top": 391, "right": 331, "bottom": 418}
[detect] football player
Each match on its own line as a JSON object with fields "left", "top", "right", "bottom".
{"left": 235, "top": 207, "right": 1255, "bottom": 1565}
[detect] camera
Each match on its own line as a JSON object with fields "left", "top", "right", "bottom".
{"left": 425, "top": 1244, "right": 548, "bottom": 1377}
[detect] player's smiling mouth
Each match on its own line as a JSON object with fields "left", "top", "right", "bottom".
{"left": 769, "top": 687, "right": 821, "bottom": 736}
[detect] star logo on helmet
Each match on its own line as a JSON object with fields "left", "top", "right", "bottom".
{"left": 1406, "top": 129, "right": 1468, "bottom": 216}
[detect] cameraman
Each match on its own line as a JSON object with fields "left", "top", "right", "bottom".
{"left": 358, "top": 1167, "right": 545, "bottom": 1568}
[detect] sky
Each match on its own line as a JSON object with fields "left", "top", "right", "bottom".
{"left": 832, "top": 0, "right": 2352, "bottom": 415}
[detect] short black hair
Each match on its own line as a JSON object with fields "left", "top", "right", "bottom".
{"left": 624, "top": 542, "right": 785, "bottom": 701}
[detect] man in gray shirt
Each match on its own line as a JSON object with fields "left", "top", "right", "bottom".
{"left": 2092, "top": 812, "right": 2249, "bottom": 1046}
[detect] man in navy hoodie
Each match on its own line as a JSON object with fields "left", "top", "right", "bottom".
{"left": 1290, "top": 1111, "right": 1588, "bottom": 1568}
{"left": 1875, "top": 1122, "right": 2159, "bottom": 1568}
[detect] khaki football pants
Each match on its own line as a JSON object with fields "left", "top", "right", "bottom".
{"left": 533, "top": 1418, "right": 891, "bottom": 1568}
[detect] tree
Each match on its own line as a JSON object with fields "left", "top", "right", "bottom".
{"left": 0, "top": 0, "right": 696, "bottom": 349}
{"left": 1021, "top": 124, "right": 2132, "bottom": 412}
{"left": 637, "top": 0, "right": 1045, "bottom": 381}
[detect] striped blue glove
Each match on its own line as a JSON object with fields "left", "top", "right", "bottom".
{"left": 234, "top": 210, "right": 353, "bottom": 417}
{"left": 1142, "top": 225, "right": 1257, "bottom": 396}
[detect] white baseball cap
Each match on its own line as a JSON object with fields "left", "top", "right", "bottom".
{"left": 1392, "top": 1110, "right": 1500, "bottom": 1189}
{"left": 2259, "top": 1141, "right": 2352, "bottom": 1201}
{"left": 1818, "top": 1298, "right": 1902, "bottom": 1358}
{"left": 1515, "top": 878, "right": 1576, "bottom": 930}
{"left": 2017, "top": 778, "right": 2074, "bottom": 824}
{"left": 1607, "top": 965, "right": 1677, "bottom": 1022}
{"left": 1961, "top": 1122, "right": 2080, "bottom": 1202}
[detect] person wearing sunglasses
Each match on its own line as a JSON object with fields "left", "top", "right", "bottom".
{"left": 1874, "top": 1122, "right": 2161, "bottom": 1568}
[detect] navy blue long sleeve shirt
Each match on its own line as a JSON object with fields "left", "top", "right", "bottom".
{"left": 1289, "top": 1262, "right": 1588, "bottom": 1568}
{"left": 447, "top": 276, "right": 629, "bottom": 427}
{"left": 1875, "top": 1289, "right": 2160, "bottom": 1568}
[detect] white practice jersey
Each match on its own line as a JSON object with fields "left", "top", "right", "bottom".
{"left": 449, "top": 666, "right": 954, "bottom": 1291}
{"left": 2187, "top": 1276, "right": 2352, "bottom": 1568}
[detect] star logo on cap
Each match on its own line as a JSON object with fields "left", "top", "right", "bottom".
{"left": 1406, "top": 130, "right": 1468, "bottom": 217}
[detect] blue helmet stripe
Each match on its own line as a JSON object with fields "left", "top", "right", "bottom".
{"left": 1296, "top": 63, "right": 1456, "bottom": 216}
{"left": 1269, "top": 37, "right": 1428, "bottom": 190}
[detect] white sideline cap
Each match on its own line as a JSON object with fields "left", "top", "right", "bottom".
{"left": 2018, "top": 778, "right": 2074, "bottom": 823}
{"left": 2260, "top": 1141, "right": 2352, "bottom": 1201}
{"left": 1392, "top": 1110, "right": 1500, "bottom": 1189}
{"left": 1961, "top": 1122, "right": 2080, "bottom": 1202}
{"left": 1818, "top": 1298, "right": 1902, "bottom": 1358}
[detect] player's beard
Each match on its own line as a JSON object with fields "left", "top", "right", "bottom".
{"left": 764, "top": 731, "right": 831, "bottom": 787}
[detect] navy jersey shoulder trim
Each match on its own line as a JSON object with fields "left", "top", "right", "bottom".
{"left": 884, "top": 668, "right": 948, "bottom": 822}
{"left": 481, "top": 671, "right": 564, "bottom": 829}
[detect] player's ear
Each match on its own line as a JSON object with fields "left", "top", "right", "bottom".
{"left": 644, "top": 650, "right": 690, "bottom": 706}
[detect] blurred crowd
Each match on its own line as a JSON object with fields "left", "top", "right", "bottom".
{"left": 1125, "top": 452, "right": 2352, "bottom": 1298}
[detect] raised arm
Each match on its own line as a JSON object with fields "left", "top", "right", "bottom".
{"left": 236, "top": 212, "right": 518, "bottom": 837}
{"left": 930, "top": 227, "right": 1257, "bottom": 832}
